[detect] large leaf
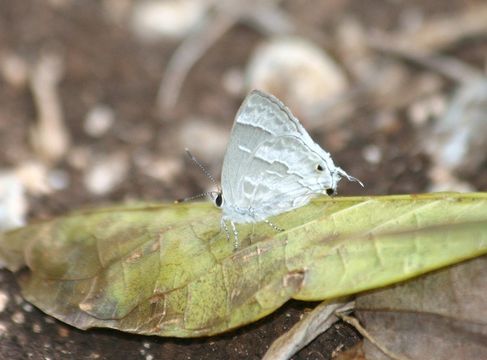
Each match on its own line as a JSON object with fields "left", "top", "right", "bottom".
{"left": 0, "top": 193, "right": 486, "bottom": 337}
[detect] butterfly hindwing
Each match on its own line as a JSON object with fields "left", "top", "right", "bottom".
{"left": 239, "top": 135, "right": 334, "bottom": 221}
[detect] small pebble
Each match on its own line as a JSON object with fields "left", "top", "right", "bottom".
{"left": 67, "top": 146, "right": 91, "bottom": 170}
{"left": 246, "top": 36, "right": 348, "bottom": 126}
{"left": 0, "top": 53, "right": 29, "bottom": 88}
{"left": 135, "top": 153, "right": 182, "bottom": 185}
{"left": 44, "top": 316, "right": 55, "bottom": 324}
{"left": 0, "top": 172, "right": 27, "bottom": 230}
{"left": 408, "top": 94, "right": 446, "bottom": 127}
{"left": 178, "top": 119, "right": 228, "bottom": 162}
{"left": 131, "top": 0, "right": 207, "bottom": 40}
{"left": 22, "top": 303, "right": 33, "bottom": 312}
{"left": 84, "top": 153, "right": 129, "bottom": 195}
{"left": 84, "top": 105, "right": 115, "bottom": 137}
{"left": 373, "top": 111, "right": 401, "bottom": 135}
{"left": 57, "top": 326, "right": 70, "bottom": 337}
{"left": 0, "top": 322, "right": 8, "bottom": 337}
{"left": 362, "top": 145, "right": 382, "bottom": 164}
{"left": 14, "top": 161, "right": 51, "bottom": 195}
{"left": 0, "top": 291, "right": 9, "bottom": 313}
{"left": 47, "top": 169, "right": 70, "bottom": 190}
{"left": 11, "top": 311, "right": 25, "bottom": 324}
{"left": 14, "top": 295, "right": 23, "bottom": 305}
{"left": 32, "top": 323, "right": 42, "bottom": 333}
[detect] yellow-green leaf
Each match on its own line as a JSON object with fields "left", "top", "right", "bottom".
{"left": 0, "top": 193, "right": 486, "bottom": 337}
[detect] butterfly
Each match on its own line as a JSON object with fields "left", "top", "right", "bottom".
{"left": 186, "top": 90, "right": 362, "bottom": 249}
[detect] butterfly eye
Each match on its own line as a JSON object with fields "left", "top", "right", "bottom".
{"left": 315, "top": 164, "right": 324, "bottom": 172}
{"left": 326, "top": 188, "right": 335, "bottom": 196}
{"left": 215, "top": 193, "right": 223, "bottom": 207}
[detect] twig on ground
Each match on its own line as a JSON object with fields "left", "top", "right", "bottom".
{"left": 376, "top": 4, "right": 487, "bottom": 53}
{"left": 262, "top": 300, "right": 354, "bottom": 360}
{"left": 156, "top": 10, "right": 236, "bottom": 116}
{"left": 29, "top": 52, "right": 70, "bottom": 164}
{"left": 156, "top": 0, "right": 293, "bottom": 116}
{"left": 367, "top": 35, "right": 484, "bottom": 84}
{"left": 366, "top": 4, "right": 487, "bottom": 84}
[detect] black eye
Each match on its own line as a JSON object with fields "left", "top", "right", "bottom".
{"left": 215, "top": 193, "right": 223, "bottom": 207}
{"left": 326, "top": 188, "right": 335, "bottom": 196}
{"left": 316, "top": 164, "right": 324, "bottom": 172}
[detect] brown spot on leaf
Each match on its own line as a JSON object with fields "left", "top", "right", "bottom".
{"left": 283, "top": 269, "right": 307, "bottom": 291}
{"left": 150, "top": 240, "right": 160, "bottom": 253}
{"left": 126, "top": 251, "right": 142, "bottom": 263}
{"left": 79, "top": 302, "right": 93, "bottom": 312}
{"left": 149, "top": 293, "right": 165, "bottom": 304}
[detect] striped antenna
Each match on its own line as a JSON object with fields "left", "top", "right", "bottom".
{"left": 175, "top": 191, "right": 210, "bottom": 204}
{"left": 184, "top": 148, "right": 220, "bottom": 190}
{"left": 175, "top": 149, "right": 220, "bottom": 203}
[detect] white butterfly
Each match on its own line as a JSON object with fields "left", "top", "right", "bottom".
{"left": 204, "top": 90, "right": 362, "bottom": 248}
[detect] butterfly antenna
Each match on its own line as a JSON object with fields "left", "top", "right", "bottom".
{"left": 175, "top": 191, "right": 211, "bottom": 204}
{"left": 185, "top": 148, "right": 220, "bottom": 190}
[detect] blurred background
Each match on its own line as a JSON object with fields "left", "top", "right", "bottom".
{"left": 0, "top": 1, "right": 486, "bottom": 359}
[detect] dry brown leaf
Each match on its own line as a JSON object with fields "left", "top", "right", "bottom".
{"left": 355, "top": 256, "right": 487, "bottom": 360}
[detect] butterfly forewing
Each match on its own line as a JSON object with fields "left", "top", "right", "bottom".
{"left": 221, "top": 90, "right": 336, "bottom": 223}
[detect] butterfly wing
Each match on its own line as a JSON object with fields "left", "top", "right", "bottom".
{"left": 221, "top": 90, "right": 338, "bottom": 223}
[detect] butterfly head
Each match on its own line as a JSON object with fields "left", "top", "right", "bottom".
{"left": 313, "top": 159, "right": 363, "bottom": 197}
{"left": 312, "top": 162, "right": 337, "bottom": 196}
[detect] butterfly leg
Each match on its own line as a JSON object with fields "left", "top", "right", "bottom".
{"left": 230, "top": 221, "right": 239, "bottom": 250}
{"left": 220, "top": 218, "right": 230, "bottom": 242}
{"left": 264, "top": 219, "right": 285, "bottom": 232}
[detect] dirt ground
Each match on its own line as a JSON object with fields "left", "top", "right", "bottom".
{"left": 0, "top": 1, "right": 486, "bottom": 359}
